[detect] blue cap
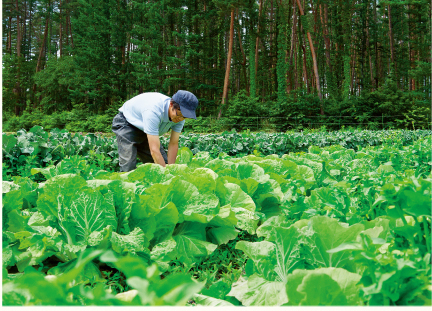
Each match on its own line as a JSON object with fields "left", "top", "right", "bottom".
{"left": 172, "top": 90, "right": 198, "bottom": 119}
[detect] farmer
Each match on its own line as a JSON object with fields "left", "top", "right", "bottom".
{"left": 112, "top": 90, "right": 198, "bottom": 172}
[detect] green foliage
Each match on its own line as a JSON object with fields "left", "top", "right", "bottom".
{"left": 3, "top": 127, "right": 431, "bottom": 183}
{"left": 329, "top": 234, "right": 431, "bottom": 305}
{"left": 3, "top": 104, "right": 119, "bottom": 133}
{"left": 224, "top": 90, "right": 262, "bottom": 123}
{"left": 69, "top": 0, "right": 120, "bottom": 111}
{"left": 3, "top": 135, "right": 431, "bottom": 305}
{"left": 339, "top": 74, "right": 431, "bottom": 130}
{"left": 2, "top": 54, "right": 36, "bottom": 114}
{"left": 3, "top": 0, "right": 431, "bottom": 119}
{"left": 33, "top": 56, "right": 75, "bottom": 113}
{"left": 2, "top": 127, "right": 119, "bottom": 182}
{"left": 3, "top": 77, "right": 430, "bottom": 134}
{"left": 284, "top": 267, "right": 362, "bottom": 306}
{"left": 2, "top": 249, "right": 204, "bottom": 306}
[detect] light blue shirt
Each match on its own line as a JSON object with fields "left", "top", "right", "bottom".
{"left": 119, "top": 92, "right": 185, "bottom": 136}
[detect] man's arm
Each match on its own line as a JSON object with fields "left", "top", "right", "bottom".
{"left": 147, "top": 134, "right": 166, "bottom": 167}
{"left": 167, "top": 130, "right": 180, "bottom": 164}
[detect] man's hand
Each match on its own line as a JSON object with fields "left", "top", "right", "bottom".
{"left": 168, "top": 131, "right": 180, "bottom": 164}
{"left": 147, "top": 134, "right": 166, "bottom": 167}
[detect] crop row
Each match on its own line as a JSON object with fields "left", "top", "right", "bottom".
{"left": 3, "top": 138, "right": 431, "bottom": 306}
{"left": 3, "top": 126, "right": 431, "bottom": 181}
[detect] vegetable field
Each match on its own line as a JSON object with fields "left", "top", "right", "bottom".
{"left": 3, "top": 126, "right": 431, "bottom": 182}
{"left": 2, "top": 128, "right": 431, "bottom": 306}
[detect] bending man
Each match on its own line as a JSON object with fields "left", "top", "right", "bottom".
{"left": 112, "top": 90, "right": 198, "bottom": 172}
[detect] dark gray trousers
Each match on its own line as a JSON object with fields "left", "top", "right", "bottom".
{"left": 112, "top": 112, "right": 168, "bottom": 172}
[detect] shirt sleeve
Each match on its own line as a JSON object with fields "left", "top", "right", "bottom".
{"left": 171, "top": 120, "right": 185, "bottom": 133}
{"left": 142, "top": 109, "right": 160, "bottom": 136}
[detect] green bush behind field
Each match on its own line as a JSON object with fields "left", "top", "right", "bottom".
{"left": 3, "top": 82, "right": 431, "bottom": 133}
{"left": 3, "top": 104, "right": 120, "bottom": 134}
{"left": 3, "top": 105, "right": 430, "bottom": 133}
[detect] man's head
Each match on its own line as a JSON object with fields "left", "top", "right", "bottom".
{"left": 169, "top": 100, "right": 185, "bottom": 123}
{"left": 171, "top": 90, "right": 198, "bottom": 119}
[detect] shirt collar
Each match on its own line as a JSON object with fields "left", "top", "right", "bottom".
{"left": 163, "top": 97, "right": 171, "bottom": 123}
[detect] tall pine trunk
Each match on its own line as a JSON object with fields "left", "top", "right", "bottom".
{"left": 269, "top": 0, "right": 274, "bottom": 72}
{"left": 8, "top": 16, "right": 12, "bottom": 53}
{"left": 23, "top": 1, "right": 27, "bottom": 59}
{"left": 276, "top": 0, "right": 287, "bottom": 103}
{"left": 319, "top": 4, "right": 331, "bottom": 71}
{"left": 255, "top": 0, "right": 264, "bottom": 79}
{"left": 33, "top": 3, "right": 50, "bottom": 109}
{"left": 366, "top": 9, "right": 374, "bottom": 90}
{"left": 249, "top": 20, "right": 256, "bottom": 98}
{"left": 69, "top": 1, "right": 74, "bottom": 48}
{"left": 301, "top": 44, "right": 309, "bottom": 92}
{"left": 351, "top": 48, "right": 356, "bottom": 95}
{"left": 36, "top": 14, "right": 50, "bottom": 73}
{"left": 15, "top": 0, "right": 22, "bottom": 116}
{"left": 218, "top": 9, "right": 235, "bottom": 119}
{"left": 66, "top": 0, "right": 69, "bottom": 47}
{"left": 409, "top": 4, "right": 415, "bottom": 91}
{"left": 287, "top": 0, "right": 297, "bottom": 93}
{"left": 295, "top": 0, "right": 323, "bottom": 114}
{"left": 237, "top": 21, "right": 249, "bottom": 96}
{"left": 374, "top": 0, "right": 379, "bottom": 88}
{"left": 388, "top": 4, "right": 398, "bottom": 88}
{"left": 59, "top": 0, "right": 63, "bottom": 57}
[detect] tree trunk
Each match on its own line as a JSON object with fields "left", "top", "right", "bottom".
{"left": 15, "top": 0, "right": 22, "bottom": 116}
{"left": 374, "top": 0, "right": 379, "bottom": 88}
{"left": 295, "top": 0, "right": 323, "bottom": 113}
{"left": 319, "top": 4, "right": 331, "bottom": 71}
{"left": 28, "top": 0, "right": 34, "bottom": 61}
{"left": 8, "top": 16, "right": 12, "bottom": 53}
{"left": 350, "top": 47, "right": 355, "bottom": 95}
{"left": 270, "top": 0, "right": 274, "bottom": 71}
{"left": 69, "top": 4, "right": 74, "bottom": 48}
{"left": 301, "top": 45, "right": 309, "bottom": 92}
{"left": 16, "top": 0, "right": 22, "bottom": 58}
{"left": 365, "top": 10, "right": 374, "bottom": 90}
{"left": 409, "top": 4, "right": 415, "bottom": 91}
{"left": 23, "top": 0, "right": 27, "bottom": 59}
{"left": 33, "top": 3, "right": 50, "bottom": 110}
{"left": 287, "top": 0, "right": 297, "bottom": 93}
{"left": 59, "top": 0, "right": 63, "bottom": 57}
{"left": 218, "top": 9, "right": 235, "bottom": 119}
{"left": 388, "top": 4, "right": 398, "bottom": 88}
{"left": 36, "top": 16, "right": 50, "bottom": 73}
{"left": 48, "top": 0, "right": 52, "bottom": 59}
{"left": 388, "top": 5, "right": 395, "bottom": 65}
{"left": 255, "top": 0, "right": 264, "bottom": 79}
{"left": 294, "top": 14, "right": 299, "bottom": 91}
{"left": 66, "top": 0, "right": 69, "bottom": 47}
{"left": 237, "top": 23, "right": 249, "bottom": 96}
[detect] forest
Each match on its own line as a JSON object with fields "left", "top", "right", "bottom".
{"left": 2, "top": 0, "right": 431, "bottom": 132}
